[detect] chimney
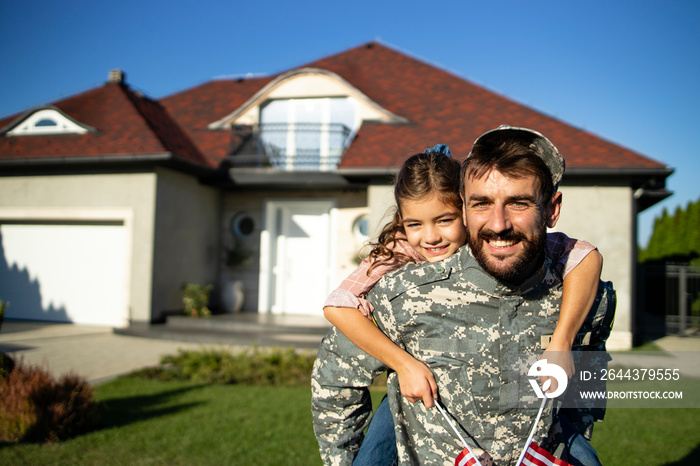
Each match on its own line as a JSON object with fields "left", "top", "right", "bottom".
{"left": 108, "top": 69, "right": 126, "bottom": 84}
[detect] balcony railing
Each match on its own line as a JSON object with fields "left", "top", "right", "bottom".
{"left": 227, "top": 123, "right": 352, "bottom": 171}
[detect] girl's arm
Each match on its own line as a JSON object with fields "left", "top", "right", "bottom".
{"left": 324, "top": 238, "right": 438, "bottom": 406}
{"left": 546, "top": 250, "right": 602, "bottom": 361}
{"left": 324, "top": 237, "right": 425, "bottom": 318}
{"left": 324, "top": 305, "right": 438, "bottom": 407}
{"left": 543, "top": 233, "right": 603, "bottom": 390}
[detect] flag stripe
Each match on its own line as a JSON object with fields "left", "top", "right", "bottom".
{"left": 522, "top": 442, "right": 572, "bottom": 466}
{"left": 455, "top": 448, "right": 478, "bottom": 466}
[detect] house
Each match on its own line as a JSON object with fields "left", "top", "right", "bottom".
{"left": 0, "top": 42, "right": 672, "bottom": 349}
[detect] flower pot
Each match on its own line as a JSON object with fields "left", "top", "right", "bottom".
{"left": 221, "top": 280, "right": 245, "bottom": 313}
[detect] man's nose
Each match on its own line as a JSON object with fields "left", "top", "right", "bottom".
{"left": 487, "top": 205, "right": 511, "bottom": 233}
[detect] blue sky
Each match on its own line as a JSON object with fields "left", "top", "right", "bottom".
{"left": 1, "top": 0, "right": 698, "bottom": 247}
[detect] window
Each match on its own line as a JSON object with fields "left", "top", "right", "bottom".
{"left": 230, "top": 213, "right": 255, "bottom": 238}
{"left": 352, "top": 214, "right": 370, "bottom": 243}
{"left": 259, "top": 97, "right": 358, "bottom": 171}
{"left": 35, "top": 119, "right": 58, "bottom": 127}
{"left": 6, "top": 108, "right": 90, "bottom": 136}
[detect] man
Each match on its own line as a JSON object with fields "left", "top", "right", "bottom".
{"left": 312, "top": 126, "right": 613, "bottom": 465}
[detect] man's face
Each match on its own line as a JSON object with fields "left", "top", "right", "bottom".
{"left": 462, "top": 169, "right": 561, "bottom": 285}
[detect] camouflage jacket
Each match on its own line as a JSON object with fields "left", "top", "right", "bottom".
{"left": 312, "top": 246, "right": 611, "bottom": 465}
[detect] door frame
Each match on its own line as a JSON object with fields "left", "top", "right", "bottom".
{"left": 258, "top": 198, "right": 337, "bottom": 314}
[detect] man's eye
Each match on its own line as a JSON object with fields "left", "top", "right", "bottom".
{"left": 510, "top": 202, "right": 530, "bottom": 210}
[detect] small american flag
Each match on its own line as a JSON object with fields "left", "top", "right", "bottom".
{"left": 522, "top": 442, "right": 573, "bottom": 466}
{"left": 455, "top": 447, "right": 478, "bottom": 466}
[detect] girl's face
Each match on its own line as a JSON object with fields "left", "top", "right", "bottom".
{"left": 400, "top": 194, "right": 467, "bottom": 262}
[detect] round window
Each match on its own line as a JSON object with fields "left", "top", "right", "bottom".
{"left": 231, "top": 213, "right": 255, "bottom": 238}
{"left": 352, "top": 214, "right": 370, "bottom": 242}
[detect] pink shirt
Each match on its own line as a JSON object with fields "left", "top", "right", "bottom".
{"left": 324, "top": 232, "right": 596, "bottom": 318}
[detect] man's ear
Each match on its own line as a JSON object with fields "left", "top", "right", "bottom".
{"left": 546, "top": 191, "right": 563, "bottom": 228}
{"left": 461, "top": 194, "right": 468, "bottom": 226}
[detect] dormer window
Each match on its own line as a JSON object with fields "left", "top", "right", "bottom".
{"left": 259, "top": 97, "right": 358, "bottom": 170}
{"left": 216, "top": 68, "right": 409, "bottom": 172}
{"left": 5, "top": 108, "right": 91, "bottom": 136}
{"left": 36, "top": 118, "right": 58, "bottom": 127}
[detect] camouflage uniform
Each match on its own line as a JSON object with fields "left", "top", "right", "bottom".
{"left": 313, "top": 245, "right": 570, "bottom": 465}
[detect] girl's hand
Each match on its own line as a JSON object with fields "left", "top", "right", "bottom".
{"left": 540, "top": 337, "right": 574, "bottom": 394}
{"left": 396, "top": 357, "right": 438, "bottom": 408}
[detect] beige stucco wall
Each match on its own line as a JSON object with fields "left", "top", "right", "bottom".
{"left": 151, "top": 168, "right": 221, "bottom": 321}
{"left": 220, "top": 190, "right": 264, "bottom": 311}
{"left": 0, "top": 172, "right": 157, "bottom": 324}
{"left": 329, "top": 190, "right": 369, "bottom": 287}
{"left": 556, "top": 184, "right": 634, "bottom": 349}
{"left": 367, "top": 185, "right": 396, "bottom": 239}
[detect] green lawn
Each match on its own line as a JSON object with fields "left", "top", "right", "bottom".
{"left": 591, "top": 408, "right": 700, "bottom": 465}
{"left": 0, "top": 378, "right": 324, "bottom": 466}
{"left": 589, "top": 359, "right": 700, "bottom": 463}
{"left": 0, "top": 377, "right": 698, "bottom": 465}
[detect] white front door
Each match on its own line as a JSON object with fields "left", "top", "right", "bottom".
{"left": 261, "top": 200, "right": 335, "bottom": 315}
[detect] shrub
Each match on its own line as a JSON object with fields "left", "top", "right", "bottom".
{"left": 0, "top": 298, "right": 7, "bottom": 334}
{"left": 692, "top": 294, "right": 700, "bottom": 317}
{"left": 129, "top": 346, "right": 316, "bottom": 386}
{"left": 182, "top": 283, "right": 213, "bottom": 317}
{"left": 0, "top": 299, "right": 12, "bottom": 379}
{"left": 0, "top": 362, "right": 99, "bottom": 444}
{"left": 0, "top": 353, "right": 14, "bottom": 380}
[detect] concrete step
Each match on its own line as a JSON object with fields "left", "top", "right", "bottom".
{"left": 165, "top": 313, "right": 331, "bottom": 334}
{"left": 114, "top": 312, "right": 332, "bottom": 350}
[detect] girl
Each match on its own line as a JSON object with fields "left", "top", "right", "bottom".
{"left": 323, "top": 145, "right": 602, "bottom": 464}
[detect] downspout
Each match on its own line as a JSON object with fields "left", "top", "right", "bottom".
{"left": 631, "top": 188, "right": 642, "bottom": 346}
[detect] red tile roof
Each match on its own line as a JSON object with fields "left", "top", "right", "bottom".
{"left": 1, "top": 42, "right": 667, "bottom": 175}
{"left": 304, "top": 42, "right": 667, "bottom": 170}
{"left": 0, "top": 82, "right": 208, "bottom": 167}
{"left": 163, "top": 41, "right": 666, "bottom": 171}
{"left": 160, "top": 77, "right": 274, "bottom": 167}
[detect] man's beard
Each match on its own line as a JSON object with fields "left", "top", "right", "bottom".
{"left": 467, "top": 227, "right": 546, "bottom": 286}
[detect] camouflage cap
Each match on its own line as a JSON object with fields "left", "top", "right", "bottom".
{"left": 469, "top": 125, "right": 566, "bottom": 190}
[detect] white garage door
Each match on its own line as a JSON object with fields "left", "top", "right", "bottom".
{"left": 0, "top": 221, "right": 129, "bottom": 327}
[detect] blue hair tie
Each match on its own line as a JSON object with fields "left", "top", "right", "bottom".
{"left": 424, "top": 144, "right": 451, "bottom": 158}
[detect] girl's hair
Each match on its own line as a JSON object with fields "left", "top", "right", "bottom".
{"left": 366, "top": 146, "right": 462, "bottom": 273}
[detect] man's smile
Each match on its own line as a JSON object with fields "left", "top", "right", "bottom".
{"left": 485, "top": 238, "right": 518, "bottom": 250}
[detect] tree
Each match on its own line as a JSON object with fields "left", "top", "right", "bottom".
{"left": 641, "top": 197, "right": 700, "bottom": 264}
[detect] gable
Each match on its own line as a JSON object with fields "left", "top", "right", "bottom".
{"left": 207, "top": 68, "right": 408, "bottom": 129}
{"left": 2, "top": 107, "right": 93, "bottom": 136}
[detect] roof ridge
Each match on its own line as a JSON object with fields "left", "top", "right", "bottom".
{"left": 118, "top": 83, "right": 211, "bottom": 167}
